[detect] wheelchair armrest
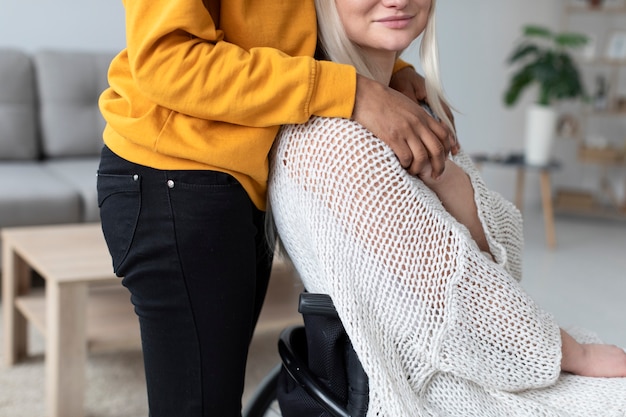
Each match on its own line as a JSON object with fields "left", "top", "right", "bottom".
{"left": 298, "top": 293, "right": 339, "bottom": 318}
{"left": 278, "top": 326, "right": 351, "bottom": 417}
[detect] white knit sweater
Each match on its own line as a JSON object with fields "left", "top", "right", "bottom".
{"left": 268, "top": 116, "right": 626, "bottom": 417}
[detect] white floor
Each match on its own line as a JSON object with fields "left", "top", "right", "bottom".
{"left": 519, "top": 207, "right": 626, "bottom": 348}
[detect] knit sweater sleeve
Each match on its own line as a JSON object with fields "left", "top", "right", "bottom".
{"left": 451, "top": 151, "right": 525, "bottom": 281}
{"left": 269, "top": 118, "right": 562, "bottom": 410}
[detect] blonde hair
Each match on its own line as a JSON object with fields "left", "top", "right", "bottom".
{"left": 315, "top": 0, "right": 455, "bottom": 134}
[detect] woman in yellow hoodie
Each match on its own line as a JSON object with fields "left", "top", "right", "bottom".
{"left": 96, "top": 1, "right": 456, "bottom": 415}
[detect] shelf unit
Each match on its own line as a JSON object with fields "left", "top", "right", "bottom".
{"left": 556, "top": 1, "right": 626, "bottom": 218}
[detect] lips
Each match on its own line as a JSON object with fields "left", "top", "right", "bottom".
{"left": 375, "top": 15, "right": 414, "bottom": 29}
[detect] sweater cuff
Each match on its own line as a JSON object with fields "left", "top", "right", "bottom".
{"left": 308, "top": 60, "right": 356, "bottom": 119}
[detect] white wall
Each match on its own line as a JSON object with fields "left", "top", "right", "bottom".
{"left": 0, "top": 0, "right": 581, "bottom": 205}
{"left": 439, "top": 1, "right": 561, "bottom": 154}
{"left": 0, "top": 0, "right": 125, "bottom": 52}
{"left": 403, "top": 0, "right": 564, "bottom": 205}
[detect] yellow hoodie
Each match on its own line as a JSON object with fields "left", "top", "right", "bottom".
{"left": 100, "top": 0, "right": 398, "bottom": 210}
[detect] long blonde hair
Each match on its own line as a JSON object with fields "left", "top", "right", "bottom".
{"left": 315, "top": 0, "right": 455, "bottom": 134}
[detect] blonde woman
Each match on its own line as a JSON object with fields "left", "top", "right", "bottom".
{"left": 268, "top": 0, "right": 626, "bottom": 415}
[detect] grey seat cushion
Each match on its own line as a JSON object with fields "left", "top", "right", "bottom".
{"left": 0, "top": 163, "right": 81, "bottom": 228}
{"left": 34, "top": 50, "right": 114, "bottom": 158}
{"left": 44, "top": 157, "right": 101, "bottom": 223}
{"left": 0, "top": 48, "right": 39, "bottom": 160}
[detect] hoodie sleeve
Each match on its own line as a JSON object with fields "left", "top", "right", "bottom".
{"left": 120, "top": 0, "right": 356, "bottom": 126}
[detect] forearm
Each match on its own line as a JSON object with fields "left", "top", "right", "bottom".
{"left": 421, "top": 161, "right": 490, "bottom": 253}
{"left": 560, "top": 329, "right": 585, "bottom": 374}
{"left": 124, "top": 0, "right": 355, "bottom": 125}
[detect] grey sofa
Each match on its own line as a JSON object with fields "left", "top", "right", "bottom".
{"left": 0, "top": 48, "right": 115, "bottom": 238}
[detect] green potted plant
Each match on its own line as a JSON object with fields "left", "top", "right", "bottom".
{"left": 503, "top": 25, "right": 588, "bottom": 165}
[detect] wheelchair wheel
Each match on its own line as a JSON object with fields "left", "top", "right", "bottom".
{"left": 243, "top": 363, "right": 282, "bottom": 417}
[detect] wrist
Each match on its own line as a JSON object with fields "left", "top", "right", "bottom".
{"left": 560, "top": 329, "right": 586, "bottom": 374}
{"left": 352, "top": 75, "right": 386, "bottom": 121}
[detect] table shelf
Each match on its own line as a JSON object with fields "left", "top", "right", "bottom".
{"left": 555, "top": 202, "right": 626, "bottom": 220}
{"left": 15, "top": 284, "right": 141, "bottom": 353}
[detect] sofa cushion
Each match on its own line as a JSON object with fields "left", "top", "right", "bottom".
{"left": 44, "top": 157, "right": 101, "bottom": 223}
{"left": 0, "top": 163, "right": 81, "bottom": 228}
{"left": 34, "top": 50, "right": 115, "bottom": 159}
{"left": 0, "top": 49, "right": 39, "bottom": 160}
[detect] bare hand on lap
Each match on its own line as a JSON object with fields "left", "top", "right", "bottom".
{"left": 572, "top": 344, "right": 626, "bottom": 378}
{"left": 561, "top": 329, "right": 626, "bottom": 377}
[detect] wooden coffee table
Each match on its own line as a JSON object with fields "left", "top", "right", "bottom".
{"left": 2, "top": 223, "right": 141, "bottom": 417}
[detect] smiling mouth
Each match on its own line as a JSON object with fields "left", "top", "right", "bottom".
{"left": 376, "top": 14, "right": 414, "bottom": 22}
{"left": 376, "top": 15, "right": 414, "bottom": 28}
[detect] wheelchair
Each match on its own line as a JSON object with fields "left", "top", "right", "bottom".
{"left": 242, "top": 293, "right": 369, "bottom": 417}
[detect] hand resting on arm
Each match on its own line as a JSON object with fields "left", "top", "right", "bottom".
{"left": 352, "top": 74, "right": 456, "bottom": 178}
{"left": 389, "top": 66, "right": 458, "bottom": 147}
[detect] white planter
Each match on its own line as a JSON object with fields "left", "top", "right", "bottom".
{"left": 524, "top": 104, "right": 558, "bottom": 166}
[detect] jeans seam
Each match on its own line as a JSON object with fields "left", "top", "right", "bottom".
{"left": 163, "top": 172, "right": 206, "bottom": 415}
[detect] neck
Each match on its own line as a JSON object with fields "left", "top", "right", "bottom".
{"left": 364, "top": 50, "right": 397, "bottom": 85}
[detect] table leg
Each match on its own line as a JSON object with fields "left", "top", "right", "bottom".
{"left": 2, "top": 243, "right": 31, "bottom": 366}
{"left": 515, "top": 167, "right": 525, "bottom": 212}
{"left": 539, "top": 171, "right": 557, "bottom": 249}
{"left": 46, "top": 282, "right": 87, "bottom": 417}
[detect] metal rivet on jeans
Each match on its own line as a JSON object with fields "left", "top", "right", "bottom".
{"left": 167, "top": 180, "right": 175, "bottom": 188}
{"left": 133, "top": 174, "right": 139, "bottom": 181}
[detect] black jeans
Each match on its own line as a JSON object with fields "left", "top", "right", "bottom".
{"left": 97, "top": 146, "right": 272, "bottom": 416}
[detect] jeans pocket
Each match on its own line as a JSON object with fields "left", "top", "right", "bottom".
{"left": 97, "top": 172, "right": 141, "bottom": 274}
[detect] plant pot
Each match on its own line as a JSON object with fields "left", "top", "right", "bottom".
{"left": 524, "top": 104, "right": 557, "bottom": 166}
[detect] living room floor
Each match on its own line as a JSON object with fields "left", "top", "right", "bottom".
{"left": 517, "top": 207, "right": 626, "bottom": 349}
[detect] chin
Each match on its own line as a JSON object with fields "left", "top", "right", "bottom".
{"left": 381, "top": 41, "right": 413, "bottom": 52}
{"left": 383, "top": 35, "right": 416, "bottom": 52}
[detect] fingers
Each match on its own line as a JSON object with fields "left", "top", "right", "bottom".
{"left": 378, "top": 106, "right": 452, "bottom": 177}
{"left": 437, "top": 121, "right": 453, "bottom": 156}
{"left": 353, "top": 76, "right": 453, "bottom": 176}
{"left": 409, "top": 124, "right": 447, "bottom": 177}
{"left": 387, "top": 109, "right": 449, "bottom": 177}
{"left": 392, "top": 138, "right": 415, "bottom": 171}
{"left": 448, "top": 134, "right": 458, "bottom": 156}
{"left": 412, "top": 114, "right": 453, "bottom": 177}
{"left": 404, "top": 139, "right": 428, "bottom": 175}
{"left": 389, "top": 68, "right": 460, "bottom": 158}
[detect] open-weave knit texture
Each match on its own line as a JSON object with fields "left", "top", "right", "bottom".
{"left": 268, "top": 116, "right": 626, "bottom": 417}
